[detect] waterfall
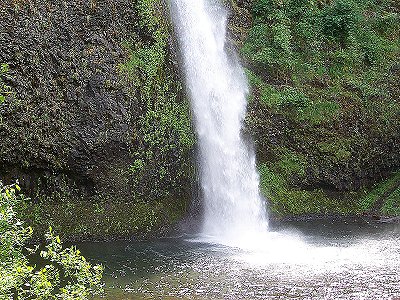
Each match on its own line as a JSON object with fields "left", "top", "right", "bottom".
{"left": 170, "top": 0, "right": 268, "bottom": 243}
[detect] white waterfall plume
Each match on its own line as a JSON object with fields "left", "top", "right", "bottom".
{"left": 170, "top": 0, "right": 268, "bottom": 243}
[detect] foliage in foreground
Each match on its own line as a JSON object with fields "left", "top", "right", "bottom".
{"left": 0, "top": 182, "right": 103, "bottom": 300}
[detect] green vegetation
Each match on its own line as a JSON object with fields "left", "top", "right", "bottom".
{"left": 242, "top": 0, "right": 399, "bottom": 215}
{"left": 244, "top": 0, "right": 399, "bottom": 80}
{"left": 243, "top": 0, "right": 399, "bottom": 121}
{"left": 358, "top": 170, "right": 400, "bottom": 215}
{"left": 0, "top": 182, "right": 103, "bottom": 299}
{"left": 259, "top": 159, "right": 400, "bottom": 217}
{"left": 118, "top": 0, "right": 195, "bottom": 200}
{"left": 259, "top": 162, "right": 358, "bottom": 216}
{"left": 9, "top": 172, "right": 185, "bottom": 240}
{"left": 0, "top": 63, "right": 12, "bottom": 105}
{"left": 19, "top": 196, "right": 186, "bottom": 240}
{"left": 382, "top": 187, "right": 400, "bottom": 215}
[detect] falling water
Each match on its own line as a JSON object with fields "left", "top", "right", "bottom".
{"left": 170, "top": 0, "right": 268, "bottom": 242}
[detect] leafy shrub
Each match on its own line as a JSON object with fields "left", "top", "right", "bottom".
{"left": 278, "top": 87, "right": 309, "bottom": 109}
{"left": 321, "top": 0, "right": 360, "bottom": 42}
{"left": 244, "top": 0, "right": 399, "bottom": 116}
{"left": 0, "top": 182, "right": 103, "bottom": 299}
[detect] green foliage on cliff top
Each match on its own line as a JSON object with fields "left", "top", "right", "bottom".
{"left": 243, "top": 0, "right": 399, "bottom": 119}
{"left": 245, "top": 0, "right": 399, "bottom": 77}
{"left": 0, "top": 183, "right": 103, "bottom": 299}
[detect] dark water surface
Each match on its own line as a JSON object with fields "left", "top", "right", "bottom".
{"left": 78, "top": 220, "right": 400, "bottom": 299}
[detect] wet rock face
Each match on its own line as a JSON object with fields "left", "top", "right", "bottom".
{"left": 0, "top": 0, "right": 191, "bottom": 203}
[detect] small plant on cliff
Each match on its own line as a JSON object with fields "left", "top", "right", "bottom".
{"left": 0, "top": 182, "right": 104, "bottom": 299}
{"left": 0, "top": 64, "right": 12, "bottom": 104}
